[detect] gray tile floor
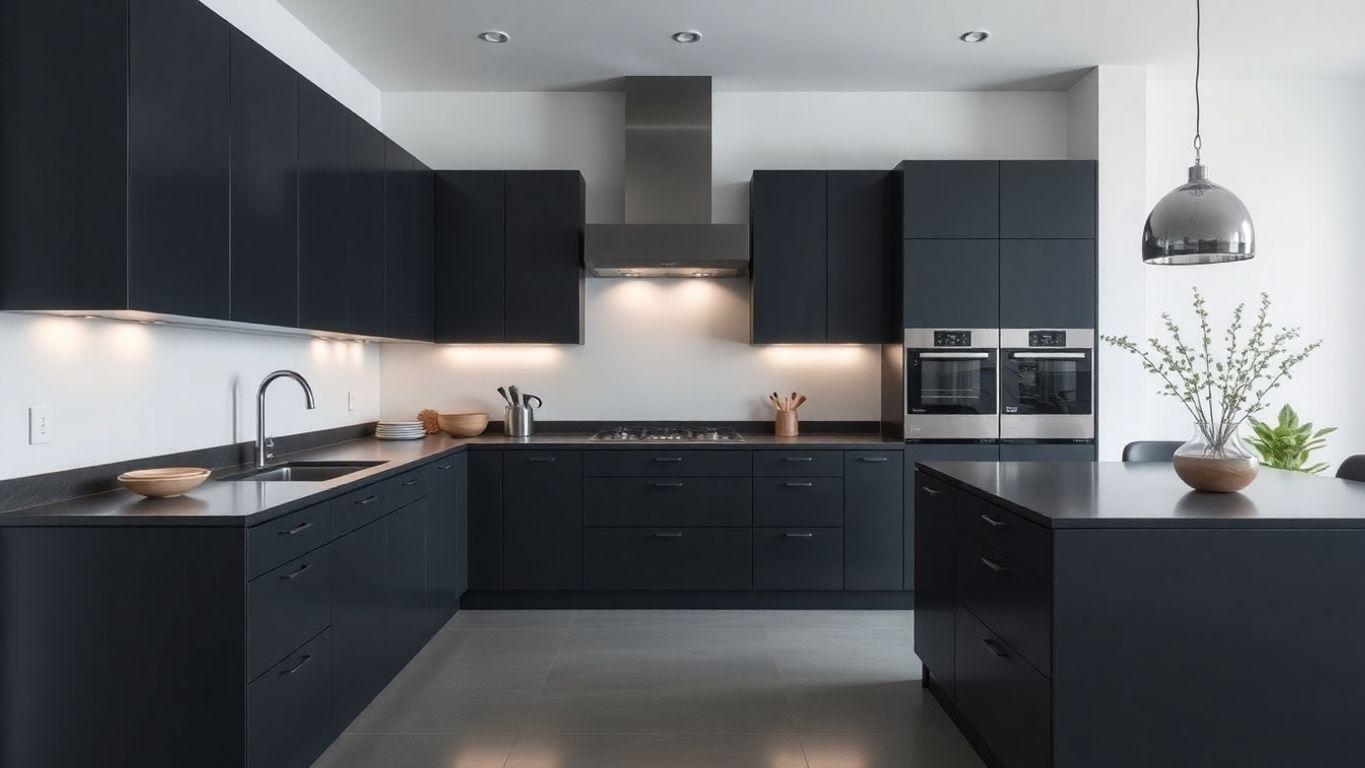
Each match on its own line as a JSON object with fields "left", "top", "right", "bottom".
{"left": 313, "top": 610, "right": 984, "bottom": 768}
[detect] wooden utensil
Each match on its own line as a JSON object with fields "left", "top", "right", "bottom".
{"left": 792, "top": 395, "right": 807, "bottom": 411}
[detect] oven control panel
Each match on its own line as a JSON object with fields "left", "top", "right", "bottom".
{"left": 1027, "top": 330, "right": 1067, "bottom": 347}
{"left": 933, "top": 330, "right": 973, "bottom": 347}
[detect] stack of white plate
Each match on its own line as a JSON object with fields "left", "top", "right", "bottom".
{"left": 375, "top": 421, "right": 426, "bottom": 441}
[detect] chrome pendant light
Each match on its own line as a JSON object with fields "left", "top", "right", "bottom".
{"left": 1142, "top": 0, "right": 1255, "bottom": 265}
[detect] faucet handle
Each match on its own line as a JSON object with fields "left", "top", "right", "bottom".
{"left": 265, "top": 437, "right": 275, "bottom": 459}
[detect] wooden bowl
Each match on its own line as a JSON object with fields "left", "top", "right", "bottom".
{"left": 438, "top": 412, "right": 490, "bottom": 437}
{"left": 118, "top": 467, "right": 211, "bottom": 499}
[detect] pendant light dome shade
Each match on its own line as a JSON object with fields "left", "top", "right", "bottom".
{"left": 1142, "top": 164, "right": 1255, "bottom": 265}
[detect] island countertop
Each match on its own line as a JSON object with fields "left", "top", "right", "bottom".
{"left": 918, "top": 460, "right": 1365, "bottom": 529}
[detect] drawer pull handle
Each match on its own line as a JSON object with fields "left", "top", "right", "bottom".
{"left": 784, "top": 532, "right": 815, "bottom": 538}
{"left": 278, "top": 521, "right": 313, "bottom": 536}
{"left": 980, "top": 556, "right": 1008, "bottom": 574}
{"left": 859, "top": 456, "right": 889, "bottom": 462}
{"left": 355, "top": 495, "right": 378, "bottom": 506}
{"left": 401, "top": 478, "right": 421, "bottom": 487}
{"left": 654, "top": 457, "right": 684, "bottom": 463}
{"left": 528, "top": 457, "right": 558, "bottom": 463}
{"left": 979, "top": 514, "right": 1008, "bottom": 528}
{"left": 653, "top": 482, "right": 685, "bottom": 488}
{"left": 922, "top": 486, "right": 943, "bottom": 496}
{"left": 436, "top": 464, "right": 452, "bottom": 470}
{"left": 783, "top": 456, "right": 814, "bottom": 462}
{"left": 280, "top": 654, "right": 313, "bottom": 676}
{"left": 653, "top": 531, "right": 684, "bottom": 538}
{"left": 982, "top": 639, "right": 1009, "bottom": 658}
{"left": 785, "top": 482, "right": 814, "bottom": 488}
{"left": 281, "top": 562, "right": 313, "bottom": 580}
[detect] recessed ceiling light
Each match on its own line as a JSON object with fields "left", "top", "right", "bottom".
{"left": 478, "top": 30, "right": 509, "bottom": 44}
{"left": 671, "top": 30, "right": 703, "bottom": 44}
{"left": 958, "top": 30, "right": 990, "bottom": 43}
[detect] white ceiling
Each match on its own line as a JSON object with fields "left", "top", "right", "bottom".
{"left": 276, "top": 0, "right": 1365, "bottom": 92}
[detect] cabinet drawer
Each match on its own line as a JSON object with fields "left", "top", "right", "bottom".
{"left": 331, "top": 483, "right": 387, "bottom": 537}
{"left": 386, "top": 467, "right": 427, "bottom": 509}
{"left": 247, "top": 548, "right": 331, "bottom": 681}
{"left": 752, "top": 450, "right": 843, "bottom": 477}
{"left": 954, "top": 493, "right": 1051, "bottom": 579}
{"left": 247, "top": 502, "right": 332, "bottom": 579}
{"left": 248, "top": 629, "right": 331, "bottom": 768}
{"left": 955, "top": 534, "right": 1051, "bottom": 676}
{"left": 584, "top": 450, "right": 751, "bottom": 477}
{"left": 954, "top": 606, "right": 1050, "bottom": 768}
{"left": 585, "top": 477, "right": 750, "bottom": 527}
{"left": 584, "top": 528, "right": 751, "bottom": 590}
{"left": 753, "top": 528, "right": 843, "bottom": 590}
{"left": 753, "top": 477, "right": 843, "bottom": 526}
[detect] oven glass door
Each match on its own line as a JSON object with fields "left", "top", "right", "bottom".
{"left": 907, "top": 350, "right": 997, "bottom": 415}
{"left": 1002, "top": 350, "right": 1093, "bottom": 416}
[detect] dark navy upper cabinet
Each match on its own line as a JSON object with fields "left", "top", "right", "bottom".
{"left": 827, "top": 171, "right": 895, "bottom": 343}
{"left": 903, "top": 240, "right": 999, "bottom": 328}
{"left": 900, "top": 161, "right": 998, "bottom": 239}
{"left": 384, "top": 140, "right": 417, "bottom": 340}
{"left": 434, "top": 171, "right": 584, "bottom": 344}
{"left": 414, "top": 163, "right": 436, "bottom": 342}
{"left": 128, "top": 0, "right": 231, "bottom": 319}
{"left": 750, "top": 171, "right": 828, "bottom": 343}
{"left": 298, "top": 81, "right": 351, "bottom": 333}
{"left": 1000, "top": 239, "right": 1097, "bottom": 329}
{"left": 346, "top": 116, "right": 387, "bottom": 337}
{"left": 229, "top": 31, "right": 299, "bottom": 328}
{"left": 1000, "top": 160, "right": 1096, "bottom": 239}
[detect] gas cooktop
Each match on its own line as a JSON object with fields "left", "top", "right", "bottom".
{"left": 589, "top": 426, "right": 745, "bottom": 442}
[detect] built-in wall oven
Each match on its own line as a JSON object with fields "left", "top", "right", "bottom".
{"left": 1000, "top": 328, "right": 1095, "bottom": 442}
{"left": 903, "top": 328, "right": 999, "bottom": 441}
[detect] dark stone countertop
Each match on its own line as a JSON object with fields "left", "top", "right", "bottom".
{"left": 0, "top": 433, "right": 902, "bottom": 527}
{"left": 918, "top": 460, "right": 1365, "bottom": 529}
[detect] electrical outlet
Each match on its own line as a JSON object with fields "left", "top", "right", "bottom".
{"left": 29, "top": 406, "right": 52, "bottom": 445}
{"left": 348, "top": 391, "right": 356, "bottom": 412}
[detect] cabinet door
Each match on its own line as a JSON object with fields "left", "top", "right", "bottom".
{"left": 827, "top": 170, "right": 894, "bottom": 343}
{"left": 503, "top": 451, "right": 582, "bottom": 590}
{"left": 999, "top": 239, "right": 1096, "bottom": 329}
{"left": 414, "top": 163, "right": 435, "bottom": 341}
{"left": 903, "top": 240, "right": 999, "bottom": 328}
{"left": 434, "top": 171, "right": 506, "bottom": 342}
{"left": 346, "top": 116, "right": 386, "bottom": 337}
{"left": 128, "top": 0, "right": 230, "bottom": 319}
{"left": 298, "top": 81, "right": 350, "bottom": 332}
{"left": 384, "top": 140, "right": 416, "bottom": 339}
{"left": 913, "top": 473, "right": 956, "bottom": 692}
{"left": 331, "top": 519, "right": 387, "bottom": 726}
{"left": 229, "top": 31, "right": 298, "bottom": 328}
{"left": 903, "top": 443, "right": 1000, "bottom": 590}
{"left": 844, "top": 451, "right": 903, "bottom": 590}
{"left": 385, "top": 499, "right": 428, "bottom": 673}
{"left": 1000, "top": 443, "right": 1095, "bottom": 462}
{"left": 1000, "top": 160, "right": 1096, "bottom": 239}
{"left": 901, "top": 160, "right": 998, "bottom": 239}
{"left": 453, "top": 453, "right": 470, "bottom": 599}
{"left": 750, "top": 171, "right": 827, "bottom": 343}
{"left": 425, "top": 457, "right": 463, "bottom": 627}
{"left": 468, "top": 450, "right": 503, "bottom": 590}
{"left": 504, "top": 171, "right": 584, "bottom": 343}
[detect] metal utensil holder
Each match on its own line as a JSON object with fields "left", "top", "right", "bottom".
{"left": 504, "top": 404, "right": 534, "bottom": 437}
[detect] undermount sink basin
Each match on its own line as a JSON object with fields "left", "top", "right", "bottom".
{"left": 219, "top": 461, "right": 384, "bottom": 483}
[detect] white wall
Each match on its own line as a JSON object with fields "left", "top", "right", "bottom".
{"left": 1140, "top": 79, "right": 1365, "bottom": 469}
{"left": 379, "top": 91, "right": 1069, "bottom": 423}
{"left": 0, "top": 0, "right": 382, "bottom": 480}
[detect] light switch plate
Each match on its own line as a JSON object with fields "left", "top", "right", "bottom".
{"left": 348, "top": 391, "right": 356, "bottom": 412}
{"left": 29, "top": 406, "right": 52, "bottom": 444}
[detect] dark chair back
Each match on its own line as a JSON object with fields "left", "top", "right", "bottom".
{"left": 1121, "top": 440, "right": 1183, "bottom": 463}
{"left": 1337, "top": 455, "right": 1365, "bottom": 483}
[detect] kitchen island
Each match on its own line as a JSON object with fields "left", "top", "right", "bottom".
{"left": 916, "top": 460, "right": 1365, "bottom": 768}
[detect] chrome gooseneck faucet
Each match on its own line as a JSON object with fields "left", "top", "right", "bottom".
{"left": 256, "top": 370, "right": 316, "bottom": 468}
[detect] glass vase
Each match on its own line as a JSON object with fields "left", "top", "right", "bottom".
{"left": 1172, "top": 429, "right": 1259, "bottom": 493}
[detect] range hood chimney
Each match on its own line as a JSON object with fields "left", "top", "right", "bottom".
{"left": 585, "top": 77, "right": 749, "bottom": 278}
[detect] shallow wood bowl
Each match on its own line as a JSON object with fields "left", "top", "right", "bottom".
{"left": 439, "top": 412, "right": 490, "bottom": 437}
{"left": 118, "top": 467, "right": 212, "bottom": 499}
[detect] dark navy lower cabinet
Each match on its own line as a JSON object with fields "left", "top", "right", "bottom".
{"left": 503, "top": 451, "right": 583, "bottom": 590}
{"left": 331, "top": 518, "right": 388, "bottom": 725}
{"left": 903, "top": 443, "right": 1000, "bottom": 590}
{"left": 913, "top": 474, "right": 957, "bottom": 693}
{"left": 584, "top": 528, "right": 752, "bottom": 590}
{"left": 1000, "top": 443, "right": 1096, "bottom": 462}
{"left": 753, "top": 528, "right": 843, "bottom": 590}
{"left": 843, "top": 451, "right": 903, "bottom": 590}
{"left": 248, "top": 629, "right": 332, "bottom": 768}
{"left": 385, "top": 498, "right": 430, "bottom": 672}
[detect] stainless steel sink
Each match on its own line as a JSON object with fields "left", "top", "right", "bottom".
{"left": 219, "top": 461, "right": 384, "bottom": 482}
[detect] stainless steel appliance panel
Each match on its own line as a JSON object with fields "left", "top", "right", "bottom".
{"left": 1000, "top": 328, "right": 1095, "bottom": 441}
{"left": 904, "top": 328, "right": 999, "bottom": 441}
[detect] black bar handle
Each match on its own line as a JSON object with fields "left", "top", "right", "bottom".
{"left": 979, "top": 514, "right": 1008, "bottom": 528}
{"left": 783, "top": 456, "right": 814, "bottom": 462}
{"left": 653, "top": 482, "right": 685, "bottom": 488}
{"left": 401, "top": 478, "right": 420, "bottom": 487}
{"left": 653, "top": 531, "right": 684, "bottom": 538}
{"left": 355, "top": 495, "right": 378, "bottom": 506}
{"left": 785, "top": 482, "right": 814, "bottom": 488}
{"left": 784, "top": 532, "right": 815, "bottom": 538}
{"left": 980, "top": 556, "right": 1008, "bottom": 574}
{"left": 922, "top": 486, "right": 943, "bottom": 496}
{"left": 859, "top": 456, "right": 889, "bottom": 462}
{"left": 982, "top": 639, "right": 1009, "bottom": 658}
{"left": 281, "top": 562, "right": 313, "bottom": 580}
{"left": 280, "top": 654, "right": 313, "bottom": 675}
{"left": 528, "top": 457, "right": 558, "bottom": 463}
{"left": 654, "top": 457, "right": 684, "bottom": 463}
{"left": 278, "top": 521, "right": 313, "bottom": 536}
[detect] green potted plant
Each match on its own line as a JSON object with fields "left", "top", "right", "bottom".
{"left": 1104, "top": 289, "right": 1321, "bottom": 492}
{"left": 1245, "top": 405, "right": 1336, "bottom": 474}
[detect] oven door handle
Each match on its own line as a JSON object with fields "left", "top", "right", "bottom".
{"left": 1010, "top": 352, "right": 1088, "bottom": 359}
{"left": 917, "top": 352, "right": 991, "bottom": 359}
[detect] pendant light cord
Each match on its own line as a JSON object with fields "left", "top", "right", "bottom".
{"left": 1193, "top": 0, "right": 1203, "bottom": 165}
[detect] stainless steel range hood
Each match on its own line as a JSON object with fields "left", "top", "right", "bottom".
{"left": 585, "top": 77, "right": 749, "bottom": 278}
